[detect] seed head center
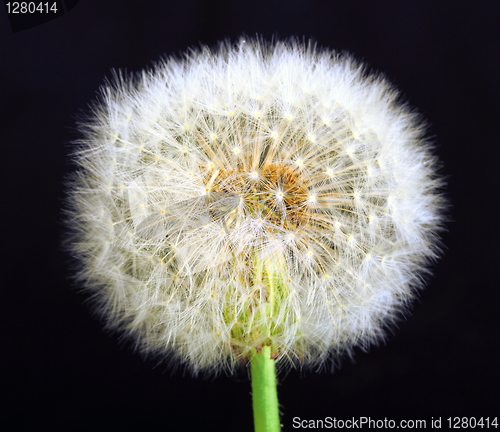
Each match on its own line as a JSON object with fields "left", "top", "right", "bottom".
{"left": 211, "top": 163, "right": 310, "bottom": 232}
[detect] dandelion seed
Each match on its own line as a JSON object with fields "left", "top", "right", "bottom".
{"left": 65, "top": 37, "right": 446, "bottom": 379}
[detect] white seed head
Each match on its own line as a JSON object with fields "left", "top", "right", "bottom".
{"left": 65, "top": 38, "right": 445, "bottom": 375}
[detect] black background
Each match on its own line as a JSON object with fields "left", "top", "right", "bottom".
{"left": 1, "top": 1, "right": 499, "bottom": 431}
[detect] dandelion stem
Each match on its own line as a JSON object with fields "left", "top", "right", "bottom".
{"left": 251, "top": 346, "right": 280, "bottom": 432}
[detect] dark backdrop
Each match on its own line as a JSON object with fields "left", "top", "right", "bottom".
{"left": 1, "top": 1, "right": 499, "bottom": 431}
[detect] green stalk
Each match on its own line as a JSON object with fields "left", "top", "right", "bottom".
{"left": 251, "top": 346, "right": 280, "bottom": 432}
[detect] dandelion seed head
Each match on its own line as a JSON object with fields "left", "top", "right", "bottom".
{"left": 65, "top": 37, "right": 446, "bottom": 375}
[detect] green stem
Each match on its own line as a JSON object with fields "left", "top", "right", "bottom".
{"left": 251, "top": 346, "right": 280, "bottom": 432}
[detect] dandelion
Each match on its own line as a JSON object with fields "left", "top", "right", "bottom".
{"left": 65, "top": 37, "right": 445, "bottom": 431}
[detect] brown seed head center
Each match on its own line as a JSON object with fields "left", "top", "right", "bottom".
{"left": 211, "top": 163, "right": 310, "bottom": 232}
